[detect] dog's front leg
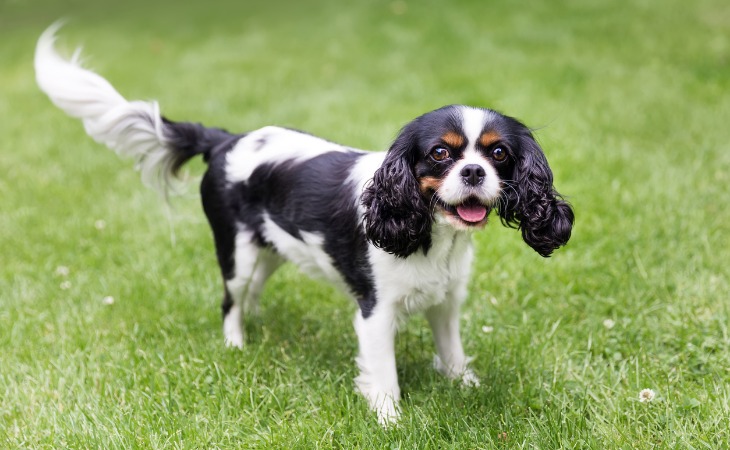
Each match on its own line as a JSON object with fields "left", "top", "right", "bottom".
{"left": 353, "top": 304, "right": 400, "bottom": 425}
{"left": 425, "top": 298, "right": 480, "bottom": 387}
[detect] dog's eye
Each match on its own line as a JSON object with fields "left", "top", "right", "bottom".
{"left": 430, "top": 147, "right": 451, "bottom": 162}
{"left": 491, "top": 147, "right": 508, "bottom": 162}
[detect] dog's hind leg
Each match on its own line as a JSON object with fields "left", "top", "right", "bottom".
{"left": 222, "top": 233, "right": 281, "bottom": 348}
{"left": 200, "top": 167, "right": 281, "bottom": 349}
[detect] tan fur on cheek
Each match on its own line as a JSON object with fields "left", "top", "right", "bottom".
{"left": 419, "top": 176, "right": 442, "bottom": 194}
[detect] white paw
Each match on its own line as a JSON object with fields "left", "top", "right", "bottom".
{"left": 355, "top": 381, "right": 401, "bottom": 427}
{"left": 223, "top": 305, "right": 244, "bottom": 349}
{"left": 374, "top": 396, "right": 401, "bottom": 427}
{"left": 461, "top": 369, "right": 480, "bottom": 388}
{"left": 433, "top": 354, "right": 479, "bottom": 387}
{"left": 224, "top": 334, "right": 244, "bottom": 349}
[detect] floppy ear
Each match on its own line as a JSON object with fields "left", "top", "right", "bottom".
{"left": 362, "top": 125, "right": 432, "bottom": 258}
{"left": 498, "top": 131, "right": 574, "bottom": 257}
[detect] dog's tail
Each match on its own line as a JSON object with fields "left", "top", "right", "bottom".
{"left": 34, "top": 23, "right": 236, "bottom": 195}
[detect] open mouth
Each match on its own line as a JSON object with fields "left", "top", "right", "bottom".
{"left": 437, "top": 196, "right": 491, "bottom": 225}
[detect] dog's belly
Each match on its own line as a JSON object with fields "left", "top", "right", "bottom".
{"left": 260, "top": 214, "right": 350, "bottom": 292}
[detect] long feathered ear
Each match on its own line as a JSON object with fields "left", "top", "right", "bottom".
{"left": 362, "top": 125, "right": 432, "bottom": 258}
{"left": 498, "top": 131, "right": 574, "bottom": 257}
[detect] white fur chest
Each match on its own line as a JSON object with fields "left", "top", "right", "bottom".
{"left": 369, "top": 223, "right": 475, "bottom": 315}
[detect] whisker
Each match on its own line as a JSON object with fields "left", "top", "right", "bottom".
{"left": 498, "top": 180, "right": 521, "bottom": 209}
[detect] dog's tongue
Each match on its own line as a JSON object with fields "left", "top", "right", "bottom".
{"left": 456, "top": 204, "right": 488, "bottom": 223}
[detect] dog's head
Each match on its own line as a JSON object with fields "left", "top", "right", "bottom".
{"left": 362, "top": 105, "right": 573, "bottom": 258}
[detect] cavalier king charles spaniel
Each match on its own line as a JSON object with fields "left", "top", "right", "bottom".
{"left": 35, "top": 24, "right": 573, "bottom": 424}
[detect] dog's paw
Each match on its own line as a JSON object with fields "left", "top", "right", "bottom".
{"left": 460, "top": 369, "right": 480, "bottom": 388}
{"left": 224, "top": 334, "right": 244, "bottom": 349}
{"left": 374, "top": 396, "right": 401, "bottom": 427}
{"left": 355, "top": 382, "right": 401, "bottom": 427}
{"left": 433, "top": 354, "right": 479, "bottom": 387}
{"left": 223, "top": 309, "right": 245, "bottom": 349}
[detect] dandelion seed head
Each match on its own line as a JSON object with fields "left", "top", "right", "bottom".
{"left": 102, "top": 296, "right": 115, "bottom": 305}
{"left": 603, "top": 319, "right": 615, "bottom": 329}
{"left": 60, "top": 281, "right": 72, "bottom": 290}
{"left": 482, "top": 325, "right": 494, "bottom": 333}
{"left": 55, "top": 266, "right": 70, "bottom": 277}
{"left": 94, "top": 219, "right": 107, "bottom": 230}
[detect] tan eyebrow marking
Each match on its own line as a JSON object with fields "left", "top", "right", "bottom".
{"left": 441, "top": 131, "right": 465, "bottom": 149}
{"left": 478, "top": 131, "right": 502, "bottom": 148}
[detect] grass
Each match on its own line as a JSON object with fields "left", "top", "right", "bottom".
{"left": 2, "top": 0, "right": 730, "bottom": 447}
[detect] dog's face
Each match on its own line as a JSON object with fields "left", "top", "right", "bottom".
{"left": 411, "top": 107, "right": 514, "bottom": 230}
{"left": 363, "top": 105, "right": 574, "bottom": 258}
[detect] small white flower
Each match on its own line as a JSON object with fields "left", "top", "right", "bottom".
{"left": 60, "top": 281, "right": 72, "bottom": 290}
{"left": 603, "top": 319, "right": 615, "bottom": 329}
{"left": 481, "top": 325, "right": 494, "bottom": 333}
{"left": 489, "top": 296, "right": 499, "bottom": 306}
{"left": 102, "top": 296, "right": 115, "bottom": 305}
{"left": 639, "top": 388, "right": 656, "bottom": 402}
{"left": 55, "top": 266, "right": 70, "bottom": 277}
{"left": 94, "top": 219, "right": 107, "bottom": 230}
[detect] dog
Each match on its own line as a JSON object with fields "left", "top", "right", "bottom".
{"left": 35, "top": 24, "right": 573, "bottom": 424}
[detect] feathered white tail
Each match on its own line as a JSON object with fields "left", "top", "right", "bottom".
{"left": 34, "top": 23, "right": 229, "bottom": 194}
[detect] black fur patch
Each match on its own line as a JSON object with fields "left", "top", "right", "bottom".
{"left": 162, "top": 117, "right": 237, "bottom": 173}
{"left": 199, "top": 135, "right": 246, "bottom": 280}
{"left": 229, "top": 151, "right": 377, "bottom": 315}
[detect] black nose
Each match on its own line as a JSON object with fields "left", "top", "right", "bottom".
{"left": 460, "top": 164, "right": 486, "bottom": 186}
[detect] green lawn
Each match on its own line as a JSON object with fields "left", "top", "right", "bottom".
{"left": 2, "top": 0, "right": 729, "bottom": 447}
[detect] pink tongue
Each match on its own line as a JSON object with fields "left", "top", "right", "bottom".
{"left": 456, "top": 204, "right": 487, "bottom": 223}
